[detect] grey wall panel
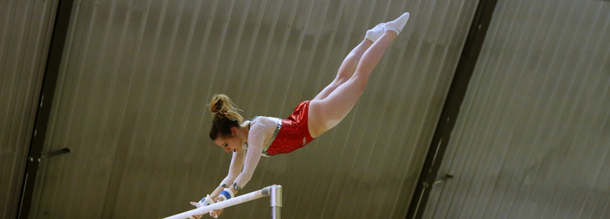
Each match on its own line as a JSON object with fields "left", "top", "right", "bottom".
{"left": 0, "top": 0, "right": 58, "bottom": 218}
{"left": 28, "top": 0, "right": 479, "bottom": 218}
{"left": 423, "top": 0, "right": 610, "bottom": 218}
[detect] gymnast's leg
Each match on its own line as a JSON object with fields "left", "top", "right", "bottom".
{"left": 308, "top": 12, "right": 409, "bottom": 138}
{"left": 312, "top": 22, "right": 388, "bottom": 101}
{"left": 313, "top": 40, "right": 373, "bottom": 101}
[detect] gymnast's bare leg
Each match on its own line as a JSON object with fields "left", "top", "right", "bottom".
{"left": 308, "top": 12, "right": 409, "bottom": 138}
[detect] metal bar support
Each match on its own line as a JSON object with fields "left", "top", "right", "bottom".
{"left": 270, "top": 185, "right": 282, "bottom": 219}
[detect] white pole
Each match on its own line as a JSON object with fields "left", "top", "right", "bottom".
{"left": 163, "top": 185, "right": 277, "bottom": 219}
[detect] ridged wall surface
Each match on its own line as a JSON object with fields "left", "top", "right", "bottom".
{"left": 423, "top": 0, "right": 610, "bottom": 218}
{"left": 28, "top": 0, "right": 479, "bottom": 218}
{"left": 0, "top": 0, "right": 58, "bottom": 218}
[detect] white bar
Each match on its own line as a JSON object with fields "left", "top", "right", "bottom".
{"left": 163, "top": 187, "right": 271, "bottom": 219}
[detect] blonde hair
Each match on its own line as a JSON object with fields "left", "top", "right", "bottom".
{"left": 209, "top": 94, "right": 244, "bottom": 139}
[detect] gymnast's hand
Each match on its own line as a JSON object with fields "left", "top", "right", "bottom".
{"left": 187, "top": 206, "right": 222, "bottom": 218}
{"left": 189, "top": 199, "right": 222, "bottom": 218}
{"left": 209, "top": 196, "right": 225, "bottom": 217}
{"left": 187, "top": 201, "right": 204, "bottom": 219}
{"left": 186, "top": 211, "right": 221, "bottom": 219}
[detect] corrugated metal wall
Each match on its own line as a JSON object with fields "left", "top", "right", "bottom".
{"left": 424, "top": 0, "right": 610, "bottom": 218}
{"left": 0, "top": 0, "right": 58, "bottom": 218}
{"left": 27, "top": 0, "right": 479, "bottom": 218}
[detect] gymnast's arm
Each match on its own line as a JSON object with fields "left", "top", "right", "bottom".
{"left": 228, "top": 122, "right": 267, "bottom": 195}
{"left": 210, "top": 150, "right": 245, "bottom": 198}
{"left": 204, "top": 123, "right": 266, "bottom": 218}
{"left": 189, "top": 151, "right": 244, "bottom": 218}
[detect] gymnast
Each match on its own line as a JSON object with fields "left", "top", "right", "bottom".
{"left": 190, "top": 12, "right": 410, "bottom": 218}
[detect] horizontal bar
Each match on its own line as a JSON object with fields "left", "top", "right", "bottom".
{"left": 163, "top": 186, "right": 273, "bottom": 219}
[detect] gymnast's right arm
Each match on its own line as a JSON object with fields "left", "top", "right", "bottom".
{"left": 192, "top": 150, "right": 244, "bottom": 209}
{"left": 212, "top": 150, "right": 245, "bottom": 198}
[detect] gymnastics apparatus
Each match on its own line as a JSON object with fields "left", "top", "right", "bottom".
{"left": 163, "top": 185, "right": 283, "bottom": 219}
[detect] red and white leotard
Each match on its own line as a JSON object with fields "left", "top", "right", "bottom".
{"left": 219, "top": 101, "right": 316, "bottom": 190}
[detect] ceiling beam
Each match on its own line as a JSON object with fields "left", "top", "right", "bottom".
{"left": 405, "top": 0, "right": 500, "bottom": 218}
{"left": 17, "top": 0, "right": 75, "bottom": 218}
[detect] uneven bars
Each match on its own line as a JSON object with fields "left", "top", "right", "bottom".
{"left": 163, "top": 185, "right": 282, "bottom": 219}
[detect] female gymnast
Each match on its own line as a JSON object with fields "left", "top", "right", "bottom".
{"left": 190, "top": 12, "right": 410, "bottom": 218}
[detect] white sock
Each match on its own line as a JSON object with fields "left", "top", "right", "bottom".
{"left": 365, "top": 24, "right": 385, "bottom": 42}
{"left": 384, "top": 12, "right": 410, "bottom": 35}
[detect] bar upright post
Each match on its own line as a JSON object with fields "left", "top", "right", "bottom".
{"left": 270, "top": 185, "right": 282, "bottom": 219}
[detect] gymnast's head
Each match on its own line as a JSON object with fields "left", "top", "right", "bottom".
{"left": 209, "top": 94, "right": 244, "bottom": 141}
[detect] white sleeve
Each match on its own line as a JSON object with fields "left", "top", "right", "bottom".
{"left": 233, "top": 123, "right": 267, "bottom": 189}
{"left": 219, "top": 150, "right": 245, "bottom": 187}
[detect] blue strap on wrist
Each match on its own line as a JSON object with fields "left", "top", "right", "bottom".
{"left": 219, "top": 188, "right": 235, "bottom": 201}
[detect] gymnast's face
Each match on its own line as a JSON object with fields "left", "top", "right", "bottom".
{"left": 214, "top": 129, "right": 243, "bottom": 153}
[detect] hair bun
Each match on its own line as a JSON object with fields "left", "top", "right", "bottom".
{"left": 209, "top": 94, "right": 243, "bottom": 123}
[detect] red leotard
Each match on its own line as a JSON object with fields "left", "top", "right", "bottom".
{"left": 264, "top": 101, "right": 315, "bottom": 155}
